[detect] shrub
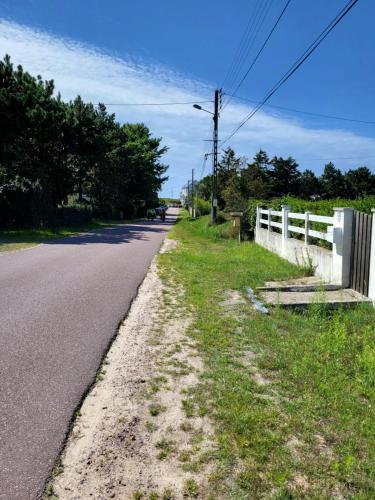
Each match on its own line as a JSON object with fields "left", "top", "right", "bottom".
{"left": 196, "top": 198, "right": 211, "bottom": 216}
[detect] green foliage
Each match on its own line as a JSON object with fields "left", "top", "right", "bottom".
{"left": 0, "top": 55, "right": 168, "bottom": 227}
{"left": 196, "top": 198, "right": 210, "bottom": 216}
{"left": 196, "top": 148, "right": 375, "bottom": 232}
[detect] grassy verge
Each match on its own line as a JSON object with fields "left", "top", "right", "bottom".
{"left": 159, "top": 212, "right": 375, "bottom": 498}
{"left": 0, "top": 219, "right": 134, "bottom": 253}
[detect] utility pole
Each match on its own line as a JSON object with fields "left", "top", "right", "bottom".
{"left": 211, "top": 89, "right": 221, "bottom": 225}
{"left": 191, "top": 168, "right": 195, "bottom": 218}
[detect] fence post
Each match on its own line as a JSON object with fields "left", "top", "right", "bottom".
{"left": 268, "top": 208, "right": 272, "bottom": 234}
{"left": 332, "top": 207, "right": 354, "bottom": 287}
{"left": 305, "top": 211, "right": 310, "bottom": 245}
{"left": 256, "top": 205, "right": 260, "bottom": 231}
{"left": 281, "top": 205, "right": 290, "bottom": 240}
{"left": 368, "top": 209, "right": 375, "bottom": 300}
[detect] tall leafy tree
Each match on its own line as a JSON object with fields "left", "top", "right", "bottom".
{"left": 299, "top": 169, "right": 321, "bottom": 199}
{"left": 269, "top": 156, "right": 301, "bottom": 197}
{"left": 241, "top": 150, "right": 271, "bottom": 199}
{"left": 320, "top": 162, "right": 346, "bottom": 198}
{"left": 0, "top": 55, "right": 169, "bottom": 226}
{"left": 344, "top": 166, "right": 375, "bottom": 198}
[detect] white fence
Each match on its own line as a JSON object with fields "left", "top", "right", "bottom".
{"left": 258, "top": 207, "right": 334, "bottom": 245}
{"left": 255, "top": 205, "right": 354, "bottom": 287}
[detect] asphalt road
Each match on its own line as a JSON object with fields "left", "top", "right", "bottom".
{"left": 0, "top": 209, "right": 178, "bottom": 499}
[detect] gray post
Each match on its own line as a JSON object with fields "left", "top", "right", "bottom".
{"left": 281, "top": 205, "right": 290, "bottom": 240}
{"left": 268, "top": 208, "right": 272, "bottom": 233}
{"left": 368, "top": 209, "right": 375, "bottom": 300}
{"left": 332, "top": 207, "right": 354, "bottom": 287}
{"left": 256, "top": 205, "right": 260, "bottom": 231}
{"left": 305, "top": 211, "right": 311, "bottom": 245}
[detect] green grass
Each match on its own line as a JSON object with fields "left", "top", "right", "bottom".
{"left": 0, "top": 219, "right": 131, "bottom": 252}
{"left": 159, "top": 212, "right": 375, "bottom": 498}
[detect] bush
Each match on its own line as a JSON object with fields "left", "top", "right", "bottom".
{"left": 197, "top": 198, "right": 211, "bottom": 216}
{"left": 45, "top": 206, "right": 94, "bottom": 227}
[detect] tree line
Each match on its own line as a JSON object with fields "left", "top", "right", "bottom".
{"left": 196, "top": 148, "right": 375, "bottom": 212}
{"left": 0, "top": 55, "right": 168, "bottom": 227}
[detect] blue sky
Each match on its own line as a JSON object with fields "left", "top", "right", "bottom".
{"left": 1, "top": 0, "right": 374, "bottom": 197}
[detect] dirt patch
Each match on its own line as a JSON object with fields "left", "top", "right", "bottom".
{"left": 219, "top": 290, "right": 246, "bottom": 309}
{"left": 159, "top": 238, "right": 179, "bottom": 253}
{"left": 50, "top": 241, "right": 214, "bottom": 499}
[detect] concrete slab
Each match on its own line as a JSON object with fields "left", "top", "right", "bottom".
{"left": 259, "top": 288, "right": 372, "bottom": 309}
{"left": 259, "top": 276, "right": 341, "bottom": 293}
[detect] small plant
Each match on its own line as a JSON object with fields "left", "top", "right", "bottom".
{"left": 132, "top": 491, "right": 144, "bottom": 500}
{"left": 45, "top": 483, "right": 58, "bottom": 499}
{"left": 74, "top": 409, "right": 82, "bottom": 417}
{"left": 162, "top": 488, "right": 174, "bottom": 500}
{"left": 181, "top": 399, "right": 194, "bottom": 418}
{"left": 178, "top": 449, "right": 191, "bottom": 462}
{"left": 183, "top": 479, "right": 199, "bottom": 498}
{"left": 52, "top": 457, "right": 64, "bottom": 477}
{"left": 155, "top": 439, "right": 175, "bottom": 459}
{"left": 148, "top": 492, "right": 159, "bottom": 500}
{"left": 182, "top": 462, "right": 200, "bottom": 473}
{"left": 149, "top": 403, "right": 165, "bottom": 417}
{"left": 145, "top": 421, "right": 158, "bottom": 432}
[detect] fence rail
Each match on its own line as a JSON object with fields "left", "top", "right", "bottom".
{"left": 258, "top": 205, "right": 334, "bottom": 246}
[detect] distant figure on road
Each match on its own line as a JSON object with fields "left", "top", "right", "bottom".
{"left": 147, "top": 208, "right": 156, "bottom": 220}
{"left": 159, "top": 207, "right": 166, "bottom": 222}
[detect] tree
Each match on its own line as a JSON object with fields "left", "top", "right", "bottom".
{"left": 344, "top": 166, "right": 375, "bottom": 198}
{"left": 217, "top": 147, "right": 240, "bottom": 208}
{"left": 0, "top": 55, "right": 169, "bottom": 226}
{"left": 241, "top": 150, "right": 271, "bottom": 199}
{"left": 299, "top": 169, "right": 321, "bottom": 199}
{"left": 320, "top": 162, "right": 346, "bottom": 198}
{"left": 269, "top": 156, "right": 301, "bottom": 197}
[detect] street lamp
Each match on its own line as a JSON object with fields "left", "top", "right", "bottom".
{"left": 193, "top": 104, "right": 214, "bottom": 115}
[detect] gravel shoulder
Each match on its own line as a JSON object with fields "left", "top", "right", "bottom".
{"left": 49, "top": 238, "right": 215, "bottom": 499}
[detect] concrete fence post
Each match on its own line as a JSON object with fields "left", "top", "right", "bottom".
{"left": 268, "top": 208, "right": 272, "bottom": 233}
{"left": 256, "top": 205, "right": 260, "bottom": 231}
{"left": 305, "top": 211, "right": 311, "bottom": 245}
{"left": 332, "top": 207, "right": 354, "bottom": 287}
{"left": 281, "top": 205, "right": 290, "bottom": 240}
{"left": 368, "top": 209, "right": 375, "bottom": 300}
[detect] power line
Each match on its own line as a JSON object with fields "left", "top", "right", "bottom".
{"left": 226, "top": 0, "right": 275, "bottom": 100}
{"left": 223, "top": 0, "right": 292, "bottom": 111}
{"left": 94, "top": 100, "right": 213, "bottom": 106}
{"left": 224, "top": 92, "right": 375, "bottom": 125}
{"left": 221, "top": 0, "right": 361, "bottom": 146}
{"left": 222, "top": 0, "right": 274, "bottom": 104}
{"left": 222, "top": 0, "right": 263, "bottom": 91}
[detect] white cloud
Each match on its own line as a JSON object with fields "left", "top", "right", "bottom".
{"left": 1, "top": 19, "right": 374, "bottom": 198}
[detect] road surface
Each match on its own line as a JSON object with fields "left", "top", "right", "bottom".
{"left": 0, "top": 210, "right": 177, "bottom": 499}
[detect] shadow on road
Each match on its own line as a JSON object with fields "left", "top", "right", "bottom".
{"left": 44, "top": 216, "right": 177, "bottom": 246}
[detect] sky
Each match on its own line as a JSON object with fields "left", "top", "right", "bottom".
{"left": 0, "top": 0, "right": 375, "bottom": 198}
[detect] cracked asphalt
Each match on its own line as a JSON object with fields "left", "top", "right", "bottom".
{"left": 0, "top": 210, "right": 177, "bottom": 499}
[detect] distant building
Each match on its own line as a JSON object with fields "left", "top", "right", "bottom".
{"left": 180, "top": 184, "right": 189, "bottom": 206}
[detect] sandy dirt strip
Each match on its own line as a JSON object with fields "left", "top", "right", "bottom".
{"left": 50, "top": 239, "right": 215, "bottom": 499}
